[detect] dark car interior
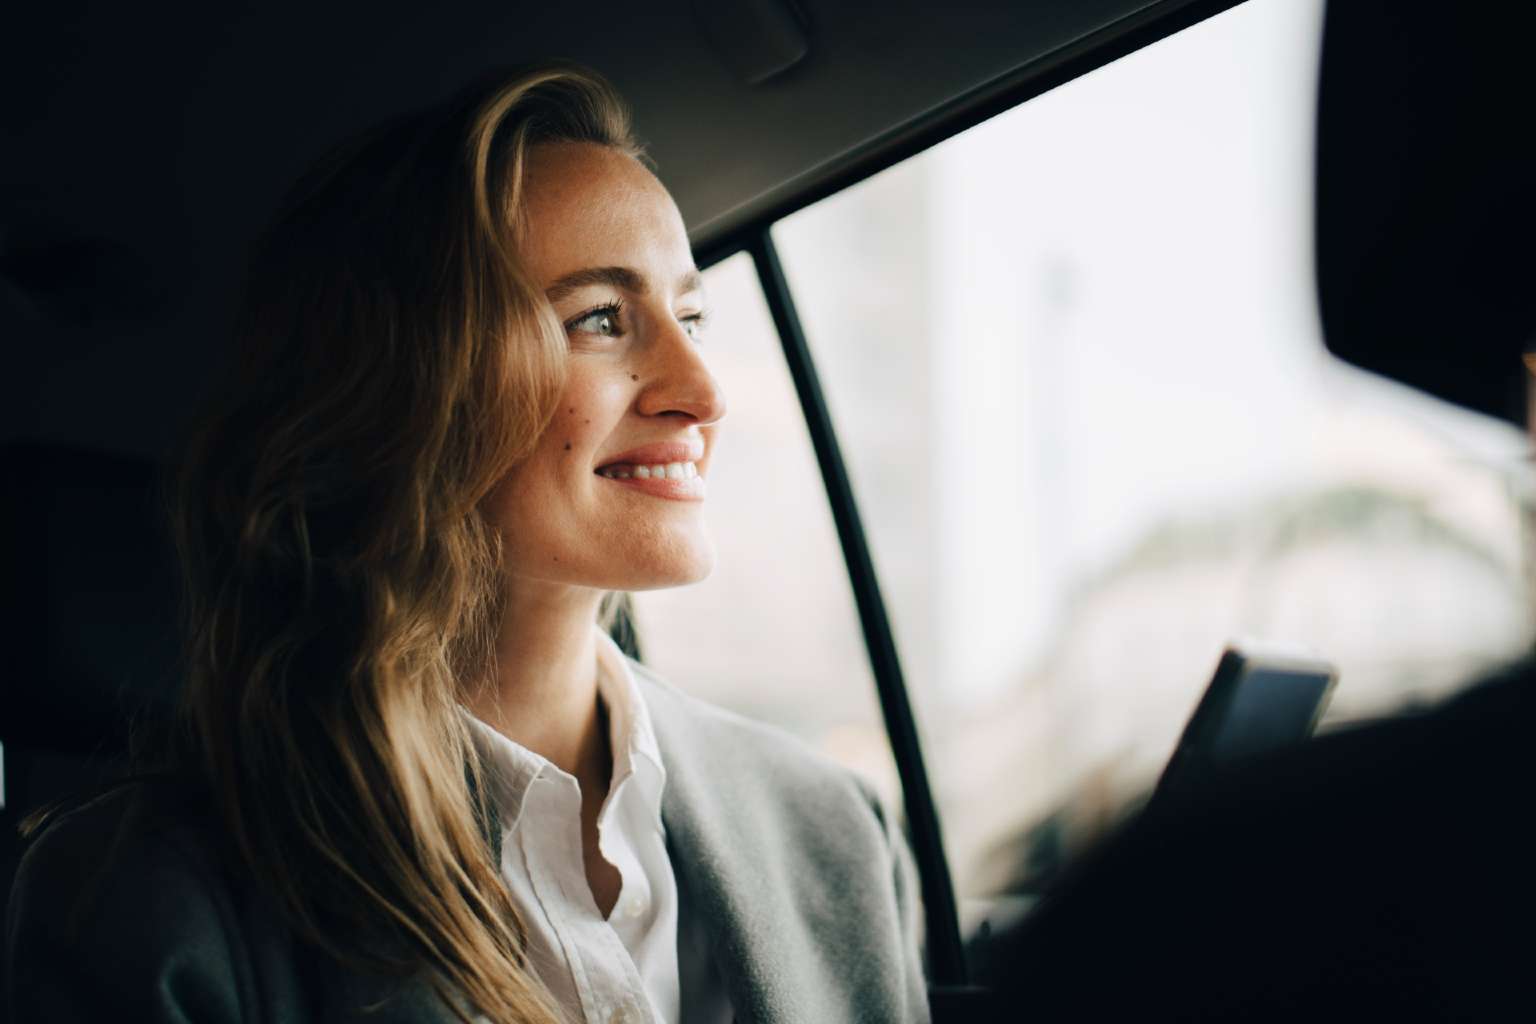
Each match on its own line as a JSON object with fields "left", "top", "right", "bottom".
{"left": 5, "top": 0, "right": 1533, "bottom": 1019}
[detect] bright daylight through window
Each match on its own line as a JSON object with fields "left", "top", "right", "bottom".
{"left": 777, "top": 0, "right": 1534, "bottom": 916}
{"left": 643, "top": 0, "right": 1535, "bottom": 934}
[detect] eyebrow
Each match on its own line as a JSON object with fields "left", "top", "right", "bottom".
{"left": 544, "top": 266, "right": 704, "bottom": 303}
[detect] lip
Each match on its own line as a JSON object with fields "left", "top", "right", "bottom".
{"left": 597, "top": 471, "right": 706, "bottom": 502}
{"left": 594, "top": 440, "right": 706, "bottom": 471}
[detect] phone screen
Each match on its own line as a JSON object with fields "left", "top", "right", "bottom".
{"left": 1154, "top": 649, "right": 1336, "bottom": 805}
{"left": 1205, "top": 664, "right": 1335, "bottom": 764}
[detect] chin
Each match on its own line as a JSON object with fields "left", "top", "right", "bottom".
{"left": 622, "top": 539, "right": 716, "bottom": 591}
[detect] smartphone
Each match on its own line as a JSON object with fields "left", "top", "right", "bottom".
{"left": 1152, "top": 645, "right": 1338, "bottom": 807}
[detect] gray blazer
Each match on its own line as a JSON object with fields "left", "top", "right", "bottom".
{"left": 5, "top": 665, "right": 931, "bottom": 1023}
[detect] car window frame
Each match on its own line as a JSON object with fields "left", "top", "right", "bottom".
{"left": 683, "top": 0, "right": 1253, "bottom": 997}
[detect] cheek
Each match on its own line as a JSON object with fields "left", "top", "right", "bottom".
{"left": 481, "top": 459, "right": 587, "bottom": 579}
{"left": 552, "top": 369, "right": 628, "bottom": 456}
{"left": 481, "top": 365, "right": 715, "bottom": 587}
{"left": 484, "top": 372, "right": 629, "bottom": 550}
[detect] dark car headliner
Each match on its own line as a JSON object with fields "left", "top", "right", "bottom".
{"left": 10, "top": 0, "right": 1532, "bottom": 464}
{"left": 1, "top": 0, "right": 1239, "bottom": 461}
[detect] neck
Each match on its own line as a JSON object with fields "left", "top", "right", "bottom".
{"left": 465, "top": 581, "right": 607, "bottom": 782}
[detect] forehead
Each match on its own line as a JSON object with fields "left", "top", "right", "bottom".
{"left": 519, "top": 142, "right": 692, "bottom": 286}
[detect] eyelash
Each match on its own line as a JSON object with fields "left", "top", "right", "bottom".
{"left": 566, "top": 300, "right": 628, "bottom": 338}
{"left": 681, "top": 309, "right": 711, "bottom": 341}
{"left": 563, "top": 300, "right": 712, "bottom": 342}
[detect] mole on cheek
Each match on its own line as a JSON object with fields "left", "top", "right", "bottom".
{"left": 631, "top": 375, "right": 639, "bottom": 381}
{"left": 563, "top": 442, "right": 572, "bottom": 450}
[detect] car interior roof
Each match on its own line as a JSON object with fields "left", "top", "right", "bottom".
{"left": 6, "top": 0, "right": 1535, "bottom": 459}
{"left": 2, "top": 0, "right": 1239, "bottom": 463}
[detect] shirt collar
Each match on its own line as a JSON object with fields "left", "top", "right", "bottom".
{"left": 594, "top": 625, "right": 666, "bottom": 793}
{"left": 462, "top": 624, "right": 667, "bottom": 836}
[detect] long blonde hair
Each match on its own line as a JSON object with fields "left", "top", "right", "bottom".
{"left": 171, "top": 63, "right": 642, "bottom": 1023}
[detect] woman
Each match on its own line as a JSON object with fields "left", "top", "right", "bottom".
{"left": 6, "top": 65, "right": 928, "bottom": 1023}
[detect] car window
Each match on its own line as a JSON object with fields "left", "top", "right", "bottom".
{"left": 629, "top": 253, "right": 902, "bottom": 806}
{"left": 771, "top": 0, "right": 1534, "bottom": 926}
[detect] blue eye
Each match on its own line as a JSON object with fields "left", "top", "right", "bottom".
{"left": 567, "top": 302, "right": 626, "bottom": 338}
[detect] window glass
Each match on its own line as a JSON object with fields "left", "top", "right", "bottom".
{"left": 629, "top": 253, "right": 900, "bottom": 804}
{"left": 773, "top": 0, "right": 1534, "bottom": 921}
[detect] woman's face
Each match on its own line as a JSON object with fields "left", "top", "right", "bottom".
{"left": 484, "top": 142, "right": 726, "bottom": 593}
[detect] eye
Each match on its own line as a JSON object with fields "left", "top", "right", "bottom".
{"left": 680, "top": 309, "right": 711, "bottom": 342}
{"left": 566, "top": 301, "right": 626, "bottom": 338}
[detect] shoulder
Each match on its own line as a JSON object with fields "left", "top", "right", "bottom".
{"left": 631, "top": 660, "right": 931, "bottom": 1021}
{"left": 6, "top": 782, "right": 252, "bottom": 1022}
{"left": 12, "top": 780, "right": 233, "bottom": 920}
{"left": 630, "top": 657, "right": 883, "bottom": 808}
{"left": 629, "top": 658, "right": 900, "bottom": 876}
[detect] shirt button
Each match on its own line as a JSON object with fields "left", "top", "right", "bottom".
{"left": 623, "top": 895, "right": 646, "bottom": 919}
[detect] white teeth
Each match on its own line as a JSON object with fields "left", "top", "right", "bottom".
{"left": 599, "top": 460, "right": 699, "bottom": 481}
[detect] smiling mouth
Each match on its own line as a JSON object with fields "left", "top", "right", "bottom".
{"left": 596, "top": 460, "right": 699, "bottom": 481}
{"left": 594, "top": 460, "right": 706, "bottom": 501}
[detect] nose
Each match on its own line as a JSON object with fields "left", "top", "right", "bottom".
{"left": 635, "top": 316, "right": 727, "bottom": 426}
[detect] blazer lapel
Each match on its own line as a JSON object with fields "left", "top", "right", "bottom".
{"left": 621, "top": 669, "right": 919, "bottom": 1024}
{"left": 646, "top": 682, "right": 791, "bottom": 1024}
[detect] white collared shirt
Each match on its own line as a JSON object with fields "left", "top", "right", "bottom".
{"left": 463, "top": 628, "right": 683, "bottom": 1024}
